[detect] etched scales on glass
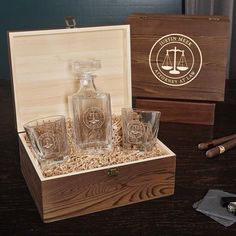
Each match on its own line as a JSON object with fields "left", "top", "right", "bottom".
{"left": 71, "top": 59, "right": 112, "bottom": 151}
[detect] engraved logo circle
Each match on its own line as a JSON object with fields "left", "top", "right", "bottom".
{"left": 149, "top": 33, "right": 202, "bottom": 86}
{"left": 38, "top": 132, "right": 57, "bottom": 151}
{"left": 127, "top": 120, "right": 145, "bottom": 144}
{"left": 83, "top": 107, "right": 105, "bottom": 129}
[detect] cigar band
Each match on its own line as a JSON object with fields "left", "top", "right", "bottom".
{"left": 218, "top": 145, "right": 226, "bottom": 154}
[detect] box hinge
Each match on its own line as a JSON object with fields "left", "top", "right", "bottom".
{"left": 107, "top": 168, "right": 119, "bottom": 177}
{"left": 64, "top": 16, "right": 77, "bottom": 28}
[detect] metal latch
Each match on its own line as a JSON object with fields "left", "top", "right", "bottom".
{"left": 107, "top": 168, "right": 119, "bottom": 177}
{"left": 64, "top": 16, "right": 77, "bottom": 28}
{"left": 209, "top": 17, "right": 221, "bottom": 21}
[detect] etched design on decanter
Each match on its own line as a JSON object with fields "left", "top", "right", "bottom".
{"left": 83, "top": 107, "right": 105, "bottom": 129}
{"left": 71, "top": 59, "right": 112, "bottom": 151}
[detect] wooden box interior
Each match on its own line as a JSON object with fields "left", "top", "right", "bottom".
{"left": 19, "top": 132, "right": 175, "bottom": 181}
{"left": 9, "top": 25, "right": 176, "bottom": 222}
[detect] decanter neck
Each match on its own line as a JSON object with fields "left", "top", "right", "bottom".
{"left": 78, "top": 73, "right": 97, "bottom": 92}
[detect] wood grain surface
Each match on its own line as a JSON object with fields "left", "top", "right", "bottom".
{"left": 128, "top": 14, "right": 229, "bottom": 102}
{"left": 1, "top": 79, "right": 236, "bottom": 235}
{"left": 42, "top": 155, "right": 175, "bottom": 222}
{"left": 8, "top": 25, "right": 132, "bottom": 132}
{"left": 135, "top": 98, "right": 215, "bottom": 125}
{"left": 20, "top": 138, "right": 43, "bottom": 218}
{"left": 19, "top": 132, "right": 175, "bottom": 222}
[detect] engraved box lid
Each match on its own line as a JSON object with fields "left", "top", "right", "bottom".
{"left": 128, "top": 14, "right": 230, "bottom": 102}
{"left": 8, "top": 25, "right": 132, "bottom": 133}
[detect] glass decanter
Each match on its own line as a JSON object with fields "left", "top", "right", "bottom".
{"left": 71, "top": 59, "right": 112, "bottom": 151}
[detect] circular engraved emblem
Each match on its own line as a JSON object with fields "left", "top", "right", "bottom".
{"left": 149, "top": 33, "right": 202, "bottom": 86}
{"left": 127, "top": 120, "right": 145, "bottom": 144}
{"left": 38, "top": 132, "right": 57, "bottom": 152}
{"left": 83, "top": 107, "right": 105, "bottom": 129}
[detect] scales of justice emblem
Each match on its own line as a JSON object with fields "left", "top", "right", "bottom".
{"left": 149, "top": 33, "right": 202, "bottom": 86}
{"left": 83, "top": 107, "right": 105, "bottom": 130}
{"left": 35, "top": 120, "right": 65, "bottom": 158}
{"left": 161, "top": 47, "right": 188, "bottom": 74}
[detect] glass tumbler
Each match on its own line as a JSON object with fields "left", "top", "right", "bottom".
{"left": 121, "top": 108, "right": 161, "bottom": 151}
{"left": 24, "top": 115, "right": 68, "bottom": 167}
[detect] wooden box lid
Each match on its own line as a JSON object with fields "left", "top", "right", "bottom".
{"left": 128, "top": 14, "right": 230, "bottom": 102}
{"left": 8, "top": 25, "right": 132, "bottom": 133}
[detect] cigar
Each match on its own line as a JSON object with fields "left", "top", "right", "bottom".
{"left": 198, "top": 134, "right": 236, "bottom": 150}
{"left": 205, "top": 138, "right": 236, "bottom": 158}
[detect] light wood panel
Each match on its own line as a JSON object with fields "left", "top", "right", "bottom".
{"left": 9, "top": 25, "right": 132, "bottom": 132}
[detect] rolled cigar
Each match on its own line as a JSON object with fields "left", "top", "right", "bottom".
{"left": 198, "top": 133, "right": 236, "bottom": 150}
{"left": 206, "top": 138, "right": 236, "bottom": 158}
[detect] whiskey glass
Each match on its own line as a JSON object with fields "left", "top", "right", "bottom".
{"left": 121, "top": 108, "right": 161, "bottom": 151}
{"left": 24, "top": 115, "right": 68, "bottom": 167}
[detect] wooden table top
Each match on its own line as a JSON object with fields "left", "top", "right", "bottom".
{"left": 1, "top": 79, "right": 236, "bottom": 235}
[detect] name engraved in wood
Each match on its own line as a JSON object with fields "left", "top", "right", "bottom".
{"left": 149, "top": 33, "right": 202, "bottom": 87}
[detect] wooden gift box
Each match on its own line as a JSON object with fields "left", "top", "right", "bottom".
{"left": 8, "top": 25, "right": 176, "bottom": 222}
{"left": 128, "top": 14, "right": 230, "bottom": 125}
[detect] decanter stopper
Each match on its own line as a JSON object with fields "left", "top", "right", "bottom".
{"left": 71, "top": 59, "right": 101, "bottom": 78}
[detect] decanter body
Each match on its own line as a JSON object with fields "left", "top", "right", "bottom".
{"left": 72, "top": 60, "right": 112, "bottom": 151}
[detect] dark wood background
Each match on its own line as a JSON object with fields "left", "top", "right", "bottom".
{"left": 1, "top": 79, "right": 236, "bottom": 235}
{"left": 129, "top": 14, "right": 230, "bottom": 102}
